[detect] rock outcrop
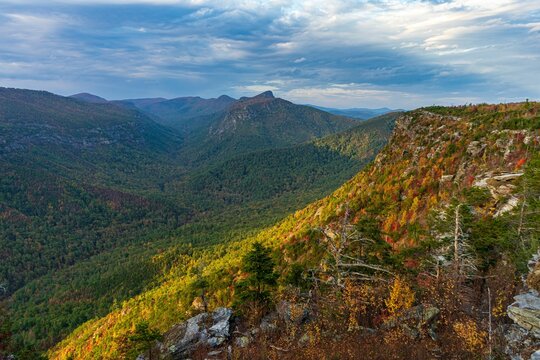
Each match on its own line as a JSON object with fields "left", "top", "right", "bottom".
{"left": 506, "top": 252, "right": 540, "bottom": 359}
{"left": 141, "top": 307, "right": 233, "bottom": 360}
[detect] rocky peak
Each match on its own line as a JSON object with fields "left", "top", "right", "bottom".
{"left": 253, "top": 90, "right": 275, "bottom": 99}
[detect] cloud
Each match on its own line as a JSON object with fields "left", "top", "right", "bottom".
{"left": 0, "top": 0, "right": 539, "bottom": 106}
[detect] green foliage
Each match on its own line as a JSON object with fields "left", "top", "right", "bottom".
{"left": 127, "top": 322, "right": 162, "bottom": 360}
{"left": 463, "top": 187, "right": 491, "bottom": 207}
{"left": 1, "top": 88, "right": 396, "bottom": 355}
{"left": 502, "top": 116, "right": 540, "bottom": 130}
{"left": 235, "top": 243, "right": 279, "bottom": 307}
{"left": 284, "top": 263, "right": 309, "bottom": 289}
{"left": 0, "top": 305, "right": 12, "bottom": 357}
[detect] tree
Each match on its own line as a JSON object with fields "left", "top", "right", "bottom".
{"left": 235, "top": 242, "right": 278, "bottom": 308}
{"left": 385, "top": 276, "right": 415, "bottom": 316}
{"left": 128, "top": 321, "right": 162, "bottom": 360}
{"left": 429, "top": 199, "right": 477, "bottom": 278}
{"left": 517, "top": 154, "right": 540, "bottom": 249}
{"left": 316, "top": 209, "right": 391, "bottom": 289}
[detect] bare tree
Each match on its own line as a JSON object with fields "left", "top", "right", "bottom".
{"left": 428, "top": 201, "right": 477, "bottom": 279}
{"left": 313, "top": 207, "right": 391, "bottom": 288}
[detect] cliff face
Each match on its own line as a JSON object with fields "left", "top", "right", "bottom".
{"left": 50, "top": 103, "right": 540, "bottom": 359}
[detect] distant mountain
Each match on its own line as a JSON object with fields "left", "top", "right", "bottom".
{"left": 117, "top": 95, "right": 236, "bottom": 131}
{"left": 180, "top": 91, "right": 359, "bottom": 164}
{"left": 309, "top": 105, "right": 401, "bottom": 119}
{"left": 1, "top": 88, "right": 182, "bottom": 156}
{"left": 69, "top": 92, "right": 109, "bottom": 104}
{"left": 180, "top": 112, "right": 399, "bottom": 207}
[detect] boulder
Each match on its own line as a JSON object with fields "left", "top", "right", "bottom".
{"left": 150, "top": 307, "right": 233, "bottom": 360}
{"left": 467, "top": 141, "right": 486, "bottom": 157}
{"left": 506, "top": 251, "right": 540, "bottom": 359}
{"left": 508, "top": 292, "right": 540, "bottom": 338}
{"left": 259, "top": 312, "right": 279, "bottom": 333}
{"left": 207, "top": 307, "right": 233, "bottom": 347}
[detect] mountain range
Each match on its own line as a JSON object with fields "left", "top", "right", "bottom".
{"left": 3, "top": 86, "right": 539, "bottom": 360}
{"left": 309, "top": 105, "right": 402, "bottom": 119}
{"left": 0, "top": 87, "right": 398, "bottom": 357}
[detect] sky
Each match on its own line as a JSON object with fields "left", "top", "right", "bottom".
{"left": 0, "top": 0, "right": 539, "bottom": 109}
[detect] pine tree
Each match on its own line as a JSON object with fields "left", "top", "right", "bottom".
{"left": 235, "top": 242, "right": 278, "bottom": 308}
{"left": 128, "top": 321, "right": 162, "bottom": 360}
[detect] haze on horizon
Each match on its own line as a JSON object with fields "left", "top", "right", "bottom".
{"left": 1, "top": 0, "right": 539, "bottom": 109}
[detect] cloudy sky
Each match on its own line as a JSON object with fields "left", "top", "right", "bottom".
{"left": 1, "top": 0, "right": 539, "bottom": 108}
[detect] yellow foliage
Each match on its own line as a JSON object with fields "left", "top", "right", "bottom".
{"left": 343, "top": 280, "right": 374, "bottom": 331}
{"left": 453, "top": 319, "right": 486, "bottom": 353}
{"left": 385, "top": 276, "right": 415, "bottom": 316}
{"left": 492, "top": 290, "right": 507, "bottom": 318}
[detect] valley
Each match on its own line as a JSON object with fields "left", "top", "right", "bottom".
{"left": 0, "top": 88, "right": 396, "bottom": 357}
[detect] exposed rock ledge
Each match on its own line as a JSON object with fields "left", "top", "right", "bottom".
{"left": 138, "top": 307, "right": 233, "bottom": 360}
{"left": 506, "top": 252, "right": 540, "bottom": 359}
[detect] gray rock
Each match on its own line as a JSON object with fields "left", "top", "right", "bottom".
{"left": 467, "top": 141, "right": 486, "bottom": 157}
{"left": 508, "top": 292, "right": 540, "bottom": 338}
{"left": 506, "top": 251, "right": 540, "bottom": 359}
{"left": 276, "top": 300, "right": 310, "bottom": 325}
{"left": 260, "top": 312, "right": 278, "bottom": 333}
{"left": 151, "top": 307, "right": 233, "bottom": 359}
{"left": 209, "top": 307, "right": 233, "bottom": 338}
{"left": 207, "top": 336, "right": 226, "bottom": 347}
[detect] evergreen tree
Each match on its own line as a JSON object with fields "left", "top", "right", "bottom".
{"left": 235, "top": 242, "right": 278, "bottom": 308}
{"left": 128, "top": 321, "right": 162, "bottom": 360}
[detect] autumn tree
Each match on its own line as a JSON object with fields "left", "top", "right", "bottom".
{"left": 385, "top": 276, "right": 415, "bottom": 316}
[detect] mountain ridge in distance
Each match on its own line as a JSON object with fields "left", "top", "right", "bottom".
{"left": 69, "top": 92, "right": 109, "bottom": 104}
{"left": 309, "top": 104, "right": 403, "bottom": 119}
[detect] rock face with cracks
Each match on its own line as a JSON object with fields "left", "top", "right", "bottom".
{"left": 139, "top": 307, "right": 233, "bottom": 360}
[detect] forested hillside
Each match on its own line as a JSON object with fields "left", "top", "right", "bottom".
{"left": 178, "top": 91, "right": 358, "bottom": 165}
{"left": 0, "top": 88, "right": 394, "bottom": 358}
{"left": 49, "top": 102, "right": 540, "bottom": 359}
{"left": 117, "top": 95, "right": 236, "bottom": 131}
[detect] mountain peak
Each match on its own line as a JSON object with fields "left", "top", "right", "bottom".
{"left": 218, "top": 95, "right": 235, "bottom": 101}
{"left": 254, "top": 90, "right": 275, "bottom": 99}
{"left": 237, "top": 91, "right": 276, "bottom": 104}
